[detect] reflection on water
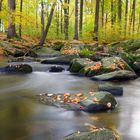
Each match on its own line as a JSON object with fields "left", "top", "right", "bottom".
{"left": 0, "top": 60, "right": 140, "bottom": 140}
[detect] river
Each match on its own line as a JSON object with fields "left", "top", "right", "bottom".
{"left": 0, "top": 57, "right": 140, "bottom": 140}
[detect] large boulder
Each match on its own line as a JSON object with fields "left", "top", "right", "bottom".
{"left": 41, "top": 54, "right": 79, "bottom": 65}
{"left": 38, "top": 91, "right": 117, "bottom": 112}
{"left": 80, "top": 92, "right": 117, "bottom": 112}
{"left": 0, "top": 64, "right": 32, "bottom": 74}
{"left": 101, "top": 57, "right": 134, "bottom": 72}
{"left": 79, "top": 56, "right": 133, "bottom": 77}
{"left": 69, "top": 58, "right": 93, "bottom": 73}
{"left": 91, "top": 70, "right": 137, "bottom": 81}
{"left": 49, "top": 66, "right": 65, "bottom": 72}
{"left": 64, "top": 129, "right": 118, "bottom": 140}
{"left": 36, "top": 47, "right": 61, "bottom": 57}
{"left": 108, "top": 39, "right": 140, "bottom": 54}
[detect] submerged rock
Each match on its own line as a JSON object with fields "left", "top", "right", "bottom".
{"left": 38, "top": 91, "right": 117, "bottom": 112}
{"left": 0, "top": 64, "right": 32, "bottom": 74}
{"left": 91, "top": 70, "right": 137, "bottom": 81}
{"left": 64, "top": 128, "right": 118, "bottom": 140}
{"left": 49, "top": 66, "right": 65, "bottom": 72}
{"left": 98, "top": 85, "right": 123, "bottom": 96}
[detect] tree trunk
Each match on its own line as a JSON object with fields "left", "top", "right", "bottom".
{"left": 64, "top": 0, "right": 70, "bottom": 40}
{"left": 101, "top": 0, "right": 104, "bottom": 27}
{"left": 0, "top": 0, "right": 3, "bottom": 31}
{"left": 111, "top": 0, "right": 114, "bottom": 25}
{"left": 132, "top": 0, "right": 136, "bottom": 33}
{"left": 93, "top": 0, "right": 100, "bottom": 40}
{"left": 79, "top": 0, "right": 83, "bottom": 37}
{"left": 56, "top": 2, "right": 60, "bottom": 36}
{"left": 7, "top": 0, "right": 17, "bottom": 38}
{"left": 124, "top": 0, "right": 128, "bottom": 35}
{"left": 39, "top": 2, "right": 56, "bottom": 46}
{"left": 74, "top": 0, "right": 79, "bottom": 40}
{"left": 60, "top": 3, "right": 63, "bottom": 33}
{"left": 19, "top": 0, "right": 23, "bottom": 37}
{"left": 41, "top": 0, "right": 45, "bottom": 37}
{"left": 118, "top": 0, "right": 122, "bottom": 22}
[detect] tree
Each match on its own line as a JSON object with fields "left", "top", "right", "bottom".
{"left": 64, "top": 0, "right": 70, "bottom": 40}
{"left": 101, "top": 0, "right": 104, "bottom": 27}
{"left": 118, "top": 0, "right": 122, "bottom": 22}
{"left": 7, "top": 0, "right": 17, "bottom": 38}
{"left": 74, "top": 0, "right": 79, "bottom": 40}
{"left": 41, "top": 0, "right": 45, "bottom": 36}
{"left": 93, "top": 0, "right": 100, "bottom": 40}
{"left": 0, "top": 0, "right": 3, "bottom": 31}
{"left": 132, "top": 0, "right": 136, "bottom": 32}
{"left": 124, "top": 0, "right": 128, "bottom": 35}
{"left": 79, "top": 0, "right": 83, "bottom": 36}
{"left": 19, "top": 0, "right": 23, "bottom": 37}
{"left": 39, "top": 1, "right": 57, "bottom": 46}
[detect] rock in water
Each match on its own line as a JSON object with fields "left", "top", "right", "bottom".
{"left": 80, "top": 92, "right": 117, "bottom": 112}
{"left": 69, "top": 58, "right": 93, "bottom": 73}
{"left": 49, "top": 66, "right": 65, "bottom": 72}
{"left": 3, "top": 64, "right": 32, "bottom": 74}
{"left": 98, "top": 85, "right": 123, "bottom": 96}
{"left": 64, "top": 128, "right": 118, "bottom": 140}
{"left": 39, "top": 91, "right": 117, "bottom": 112}
{"left": 41, "top": 54, "right": 79, "bottom": 65}
{"left": 91, "top": 70, "right": 137, "bottom": 81}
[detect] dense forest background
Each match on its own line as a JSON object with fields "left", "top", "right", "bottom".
{"left": 0, "top": 0, "right": 140, "bottom": 44}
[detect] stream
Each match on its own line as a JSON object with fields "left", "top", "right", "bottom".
{"left": 0, "top": 57, "right": 140, "bottom": 140}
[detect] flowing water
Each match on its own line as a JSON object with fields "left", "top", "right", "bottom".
{"left": 0, "top": 57, "right": 140, "bottom": 140}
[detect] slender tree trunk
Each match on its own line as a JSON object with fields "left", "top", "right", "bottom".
{"left": 0, "top": 0, "right": 3, "bottom": 31}
{"left": 56, "top": 2, "right": 60, "bottom": 36}
{"left": 35, "top": 0, "right": 38, "bottom": 28}
{"left": 124, "top": 0, "right": 128, "bottom": 35}
{"left": 64, "top": 0, "right": 70, "bottom": 40}
{"left": 79, "top": 0, "right": 83, "bottom": 37}
{"left": 41, "top": 0, "right": 45, "bottom": 36}
{"left": 39, "top": 2, "right": 56, "bottom": 46}
{"left": 132, "top": 0, "right": 136, "bottom": 33}
{"left": 111, "top": 0, "right": 114, "bottom": 25}
{"left": 7, "top": 0, "right": 17, "bottom": 38}
{"left": 118, "top": 0, "right": 122, "bottom": 22}
{"left": 93, "top": 0, "right": 100, "bottom": 40}
{"left": 74, "top": 0, "right": 79, "bottom": 40}
{"left": 101, "top": 0, "right": 104, "bottom": 27}
{"left": 19, "top": 0, "right": 23, "bottom": 37}
{"left": 60, "top": 3, "right": 63, "bottom": 33}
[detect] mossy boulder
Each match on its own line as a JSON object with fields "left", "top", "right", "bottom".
{"left": 36, "top": 47, "right": 61, "bottom": 57}
{"left": 80, "top": 91, "right": 117, "bottom": 112}
{"left": 108, "top": 39, "right": 140, "bottom": 54}
{"left": 41, "top": 54, "right": 79, "bottom": 65}
{"left": 64, "top": 129, "right": 118, "bottom": 140}
{"left": 91, "top": 70, "right": 137, "bottom": 81}
{"left": 69, "top": 58, "right": 93, "bottom": 73}
{"left": 101, "top": 57, "right": 134, "bottom": 71}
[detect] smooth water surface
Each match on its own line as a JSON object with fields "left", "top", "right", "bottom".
{"left": 0, "top": 58, "right": 140, "bottom": 140}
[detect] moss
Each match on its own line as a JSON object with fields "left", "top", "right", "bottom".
{"left": 64, "top": 129, "right": 117, "bottom": 140}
